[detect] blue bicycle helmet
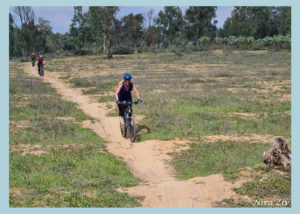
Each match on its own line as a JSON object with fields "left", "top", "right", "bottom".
{"left": 123, "top": 73, "right": 132, "bottom": 80}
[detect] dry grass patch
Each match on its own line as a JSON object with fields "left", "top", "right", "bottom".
{"left": 203, "top": 134, "right": 286, "bottom": 144}
{"left": 230, "top": 112, "right": 258, "bottom": 120}
{"left": 211, "top": 49, "right": 225, "bottom": 56}
{"left": 10, "top": 187, "right": 38, "bottom": 198}
{"left": 10, "top": 120, "right": 32, "bottom": 129}
{"left": 83, "top": 188, "right": 97, "bottom": 198}
{"left": 10, "top": 144, "right": 84, "bottom": 156}
{"left": 243, "top": 50, "right": 269, "bottom": 55}
{"left": 56, "top": 116, "right": 76, "bottom": 122}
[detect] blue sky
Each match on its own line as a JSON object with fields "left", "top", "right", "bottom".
{"left": 10, "top": 6, "right": 234, "bottom": 34}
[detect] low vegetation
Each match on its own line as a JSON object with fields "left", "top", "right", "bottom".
{"left": 48, "top": 51, "right": 291, "bottom": 143}
{"left": 9, "top": 62, "right": 140, "bottom": 207}
{"left": 214, "top": 165, "right": 291, "bottom": 207}
{"left": 171, "top": 140, "right": 269, "bottom": 180}
{"left": 44, "top": 50, "right": 291, "bottom": 207}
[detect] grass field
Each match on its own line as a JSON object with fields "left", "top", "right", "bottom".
{"left": 10, "top": 50, "right": 291, "bottom": 207}
{"left": 46, "top": 50, "right": 291, "bottom": 141}
{"left": 9, "top": 62, "right": 140, "bottom": 207}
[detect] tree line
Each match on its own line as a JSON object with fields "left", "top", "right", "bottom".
{"left": 9, "top": 6, "right": 291, "bottom": 58}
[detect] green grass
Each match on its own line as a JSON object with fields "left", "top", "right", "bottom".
{"left": 70, "top": 78, "right": 93, "bottom": 88}
{"left": 171, "top": 140, "right": 269, "bottom": 180}
{"left": 17, "top": 52, "right": 291, "bottom": 206}
{"left": 70, "top": 76, "right": 117, "bottom": 95}
{"left": 234, "top": 172, "right": 291, "bottom": 200}
{"left": 98, "top": 95, "right": 114, "bottom": 103}
{"left": 11, "top": 120, "right": 103, "bottom": 146}
{"left": 9, "top": 146, "right": 140, "bottom": 207}
{"left": 10, "top": 64, "right": 91, "bottom": 122}
{"left": 214, "top": 166, "right": 291, "bottom": 207}
{"left": 9, "top": 62, "right": 141, "bottom": 207}
{"left": 133, "top": 91, "right": 290, "bottom": 141}
{"left": 55, "top": 51, "right": 289, "bottom": 142}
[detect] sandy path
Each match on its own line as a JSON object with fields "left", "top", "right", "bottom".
{"left": 24, "top": 63, "right": 246, "bottom": 207}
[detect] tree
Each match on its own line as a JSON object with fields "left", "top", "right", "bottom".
{"left": 88, "top": 6, "right": 119, "bottom": 57}
{"left": 144, "top": 9, "right": 156, "bottom": 46}
{"left": 34, "top": 17, "right": 53, "bottom": 53}
{"left": 155, "top": 6, "right": 184, "bottom": 47}
{"left": 13, "top": 6, "right": 37, "bottom": 56}
{"left": 224, "top": 7, "right": 251, "bottom": 37}
{"left": 185, "top": 7, "right": 217, "bottom": 41}
{"left": 220, "top": 7, "right": 277, "bottom": 39}
{"left": 247, "top": 7, "right": 272, "bottom": 39}
{"left": 277, "top": 7, "right": 291, "bottom": 35}
{"left": 70, "top": 6, "right": 90, "bottom": 49}
{"left": 120, "top": 13, "right": 144, "bottom": 48}
{"left": 9, "top": 13, "right": 15, "bottom": 57}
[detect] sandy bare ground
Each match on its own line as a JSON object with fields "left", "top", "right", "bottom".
{"left": 23, "top": 63, "right": 248, "bottom": 207}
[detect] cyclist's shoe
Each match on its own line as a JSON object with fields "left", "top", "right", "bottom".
{"left": 138, "top": 99, "right": 143, "bottom": 103}
{"left": 116, "top": 100, "right": 121, "bottom": 104}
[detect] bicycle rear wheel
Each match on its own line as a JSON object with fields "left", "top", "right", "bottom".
{"left": 129, "top": 117, "right": 136, "bottom": 142}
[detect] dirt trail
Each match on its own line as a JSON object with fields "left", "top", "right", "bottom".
{"left": 24, "top": 63, "right": 246, "bottom": 207}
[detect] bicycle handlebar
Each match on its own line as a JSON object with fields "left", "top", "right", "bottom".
{"left": 119, "top": 101, "right": 139, "bottom": 105}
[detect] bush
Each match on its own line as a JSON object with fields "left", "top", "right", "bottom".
{"left": 213, "top": 35, "right": 290, "bottom": 50}
{"left": 20, "top": 57, "right": 29, "bottom": 62}
{"left": 74, "top": 49, "right": 88, "bottom": 55}
{"left": 111, "top": 45, "right": 134, "bottom": 54}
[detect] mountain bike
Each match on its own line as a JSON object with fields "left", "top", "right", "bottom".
{"left": 119, "top": 100, "right": 140, "bottom": 142}
{"left": 38, "top": 64, "right": 44, "bottom": 77}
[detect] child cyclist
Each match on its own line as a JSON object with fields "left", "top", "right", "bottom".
{"left": 31, "top": 52, "right": 36, "bottom": 67}
{"left": 115, "top": 73, "right": 142, "bottom": 131}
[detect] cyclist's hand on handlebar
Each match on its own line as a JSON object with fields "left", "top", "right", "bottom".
{"left": 116, "top": 100, "right": 121, "bottom": 104}
{"left": 138, "top": 99, "right": 143, "bottom": 103}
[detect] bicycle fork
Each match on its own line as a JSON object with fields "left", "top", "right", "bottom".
{"left": 125, "top": 115, "right": 131, "bottom": 129}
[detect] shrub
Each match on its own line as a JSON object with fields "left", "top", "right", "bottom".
{"left": 111, "top": 45, "right": 134, "bottom": 54}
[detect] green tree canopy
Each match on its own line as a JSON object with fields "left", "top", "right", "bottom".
{"left": 185, "top": 6, "right": 217, "bottom": 41}
{"left": 155, "top": 6, "right": 184, "bottom": 46}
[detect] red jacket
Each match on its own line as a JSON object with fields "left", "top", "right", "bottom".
{"left": 37, "top": 57, "right": 44, "bottom": 65}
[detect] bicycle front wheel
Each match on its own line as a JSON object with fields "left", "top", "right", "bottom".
{"left": 120, "top": 124, "right": 127, "bottom": 138}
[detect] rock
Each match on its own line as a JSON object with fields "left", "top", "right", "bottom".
{"left": 263, "top": 138, "right": 291, "bottom": 170}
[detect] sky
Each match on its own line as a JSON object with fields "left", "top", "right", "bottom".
{"left": 9, "top": 6, "right": 234, "bottom": 34}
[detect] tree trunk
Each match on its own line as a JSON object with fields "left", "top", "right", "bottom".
{"left": 103, "top": 32, "right": 106, "bottom": 52}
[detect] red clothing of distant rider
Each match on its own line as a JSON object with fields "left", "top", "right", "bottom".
{"left": 37, "top": 56, "right": 44, "bottom": 65}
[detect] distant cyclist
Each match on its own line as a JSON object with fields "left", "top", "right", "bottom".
{"left": 31, "top": 52, "right": 36, "bottom": 67}
{"left": 115, "top": 73, "right": 142, "bottom": 130}
{"left": 37, "top": 55, "right": 44, "bottom": 76}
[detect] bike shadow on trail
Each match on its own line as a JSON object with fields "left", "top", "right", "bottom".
{"left": 134, "top": 124, "right": 151, "bottom": 142}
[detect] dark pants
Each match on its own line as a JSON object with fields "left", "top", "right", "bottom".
{"left": 38, "top": 63, "right": 42, "bottom": 73}
{"left": 117, "top": 100, "right": 132, "bottom": 117}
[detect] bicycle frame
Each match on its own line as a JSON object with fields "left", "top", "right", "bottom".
{"left": 121, "top": 101, "right": 136, "bottom": 125}
{"left": 119, "top": 101, "right": 139, "bottom": 142}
